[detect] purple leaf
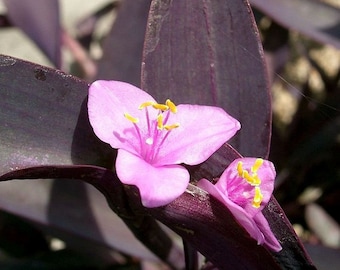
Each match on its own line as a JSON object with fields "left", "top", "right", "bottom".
{"left": 0, "top": 55, "right": 177, "bottom": 262}
{"left": 141, "top": 0, "right": 272, "bottom": 158}
{"left": 0, "top": 165, "right": 183, "bottom": 269}
{"left": 0, "top": 55, "right": 111, "bottom": 172}
{"left": 4, "top": 0, "right": 62, "bottom": 68}
{"left": 0, "top": 144, "right": 316, "bottom": 269}
{"left": 251, "top": 0, "right": 340, "bottom": 49}
{"left": 0, "top": 163, "right": 280, "bottom": 270}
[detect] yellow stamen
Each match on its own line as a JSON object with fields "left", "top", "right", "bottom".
{"left": 252, "top": 186, "right": 263, "bottom": 208}
{"left": 164, "top": 123, "right": 180, "bottom": 131}
{"left": 242, "top": 171, "right": 255, "bottom": 185}
{"left": 153, "top": 103, "right": 169, "bottom": 111}
{"left": 124, "top": 113, "right": 139, "bottom": 123}
{"left": 251, "top": 158, "right": 263, "bottom": 173}
{"left": 157, "top": 114, "right": 164, "bottom": 130}
{"left": 242, "top": 171, "right": 262, "bottom": 186}
{"left": 139, "top": 101, "right": 155, "bottom": 109}
{"left": 242, "top": 170, "right": 250, "bottom": 180}
{"left": 252, "top": 174, "right": 261, "bottom": 186}
{"left": 166, "top": 99, "right": 177, "bottom": 113}
{"left": 237, "top": 161, "right": 243, "bottom": 176}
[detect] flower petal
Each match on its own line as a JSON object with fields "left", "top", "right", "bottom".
{"left": 216, "top": 158, "right": 276, "bottom": 216}
{"left": 154, "top": 104, "right": 241, "bottom": 166}
{"left": 88, "top": 80, "right": 157, "bottom": 155}
{"left": 116, "top": 149, "right": 190, "bottom": 207}
{"left": 197, "top": 179, "right": 265, "bottom": 245}
{"left": 254, "top": 213, "right": 282, "bottom": 252}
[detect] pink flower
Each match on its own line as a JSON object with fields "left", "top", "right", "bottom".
{"left": 198, "top": 158, "right": 282, "bottom": 252}
{"left": 88, "top": 80, "right": 241, "bottom": 207}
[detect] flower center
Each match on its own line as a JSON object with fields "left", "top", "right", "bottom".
{"left": 237, "top": 158, "right": 264, "bottom": 208}
{"left": 124, "top": 99, "right": 179, "bottom": 163}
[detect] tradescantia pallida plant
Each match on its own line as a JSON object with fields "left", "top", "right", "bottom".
{"left": 0, "top": 0, "right": 318, "bottom": 269}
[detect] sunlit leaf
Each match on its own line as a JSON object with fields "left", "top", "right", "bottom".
{"left": 142, "top": 0, "right": 272, "bottom": 158}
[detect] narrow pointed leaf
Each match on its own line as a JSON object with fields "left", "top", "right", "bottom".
{"left": 141, "top": 0, "right": 272, "bottom": 157}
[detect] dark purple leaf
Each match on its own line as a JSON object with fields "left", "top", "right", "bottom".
{"left": 0, "top": 55, "right": 175, "bottom": 262}
{"left": 0, "top": 165, "right": 181, "bottom": 269}
{"left": 251, "top": 0, "right": 340, "bottom": 49}
{"left": 0, "top": 211, "right": 49, "bottom": 257}
{"left": 0, "top": 141, "right": 316, "bottom": 269}
{"left": 141, "top": 0, "right": 272, "bottom": 158}
{"left": 0, "top": 147, "right": 316, "bottom": 269}
{"left": 4, "top": 0, "right": 62, "bottom": 68}
{"left": 0, "top": 164, "right": 280, "bottom": 270}
{"left": 0, "top": 55, "right": 112, "bottom": 171}
{"left": 96, "top": 0, "right": 152, "bottom": 86}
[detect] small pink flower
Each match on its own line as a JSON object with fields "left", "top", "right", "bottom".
{"left": 88, "top": 80, "right": 241, "bottom": 207}
{"left": 198, "top": 158, "right": 282, "bottom": 252}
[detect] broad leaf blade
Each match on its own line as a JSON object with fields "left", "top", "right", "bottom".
{"left": 0, "top": 55, "right": 166, "bottom": 261}
{"left": 0, "top": 149, "right": 316, "bottom": 269}
{"left": 0, "top": 55, "right": 112, "bottom": 170}
{"left": 0, "top": 164, "right": 280, "bottom": 270}
{"left": 0, "top": 165, "right": 183, "bottom": 269}
{"left": 141, "top": 0, "right": 272, "bottom": 157}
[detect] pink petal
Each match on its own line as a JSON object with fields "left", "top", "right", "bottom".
{"left": 216, "top": 158, "right": 276, "bottom": 216}
{"left": 88, "top": 80, "right": 157, "bottom": 156}
{"left": 254, "top": 213, "right": 282, "bottom": 252}
{"left": 116, "top": 149, "right": 190, "bottom": 208}
{"left": 154, "top": 104, "right": 241, "bottom": 166}
{"left": 197, "top": 179, "right": 265, "bottom": 245}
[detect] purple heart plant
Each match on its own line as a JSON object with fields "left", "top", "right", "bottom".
{"left": 88, "top": 80, "right": 282, "bottom": 252}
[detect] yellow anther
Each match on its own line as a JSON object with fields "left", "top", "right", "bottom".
{"left": 153, "top": 103, "right": 169, "bottom": 111}
{"left": 157, "top": 114, "right": 164, "bottom": 130}
{"left": 166, "top": 99, "right": 177, "bottom": 113}
{"left": 242, "top": 170, "right": 251, "bottom": 181}
{"left": 237, "top": 161, "right": 243, "bottom": 176}
{"left": 139, "top": 101, "right": 155, "bottom": 110}
{"left": 241, "top": 170, "right": 260, "bottom": 186}
{"left": 124, "top": 113, "right": 139, "bottom": 123}
{"left": 237, "top": 159, "right": 262, "bottom": 186}
{"left": 164, "top": 123, "right": 180, "bottom": 131}
{"left": 251, "top": 158, "right": 263, "bottom": 173}
{"left": 252, "top": 186, "right": 263, "bottom": 208}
